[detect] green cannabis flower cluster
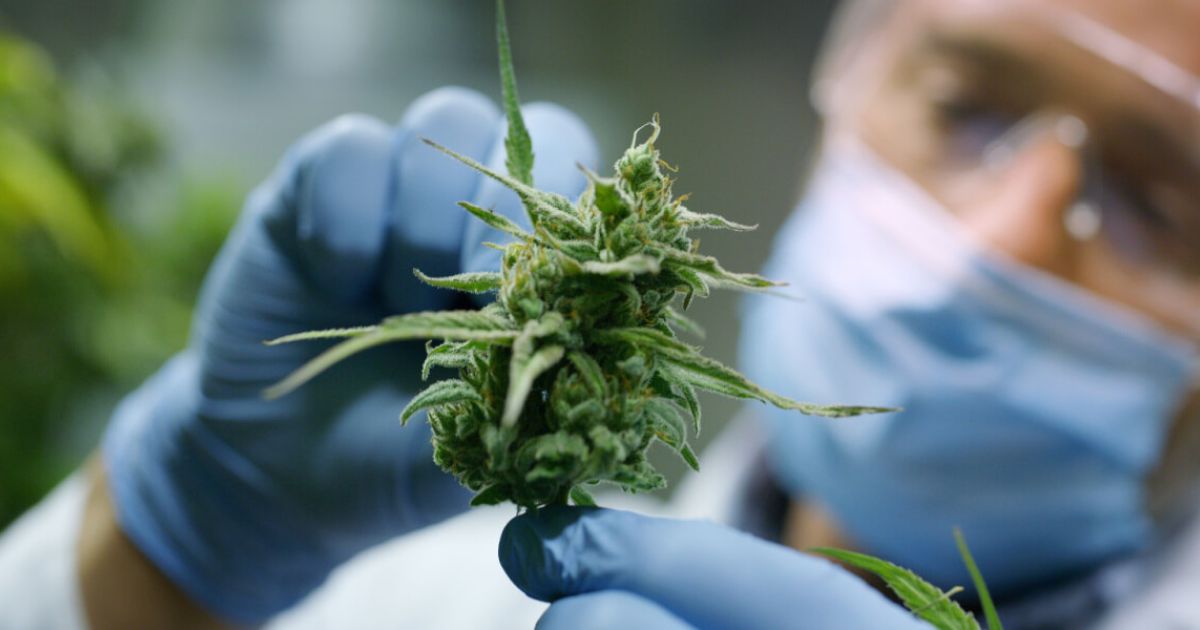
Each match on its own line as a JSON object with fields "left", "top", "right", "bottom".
{"left": 265, "top": 1, "right": 882, "bottom": 509}
{"left": 266, "top": 119, "right": 881, "bottom": 508}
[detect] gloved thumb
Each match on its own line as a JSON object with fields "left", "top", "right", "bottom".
{"left": 499, "top": 506, "right": 932, "bottom": 630}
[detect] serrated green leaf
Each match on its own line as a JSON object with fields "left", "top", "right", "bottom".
{"left": 597, "top": 326, "right": 695, "bottom": 356}
{"left": 673, "top": 266, "right": 710, "bottom": 301}
{"left": 380, "top": 308, "right": 518, "bottom": 341}
{"left": 566, "top": 399, "right": 605, "bottom": 424}
{"left": 263, "top": 326, "right": 378, "bottom": 346}
{"left": 812, "top": 547, "right": 979, "bottom": 630}
{"left": 423, "top": 137, "right": 534, "bottom": 196}
{"left": 546, "top": 237, "right": 599, "bottom": 261}
{"left": 663, "top": 305, "right": 705, "bottom": 338}
{"left": 569, "top": 485, "right": 597, "bottom": 507}
{"left": 527, "top": 202, "right": 589, "bottom": 238}
{"left": 585, "top": 171, "right": 629, "bottom": 219}
{"left": 675, "top": 206, "right": 757, "bottom": 231}
{"left": 955, "top": 529, "right": 1003, "bottom": 630}
{"left": 673, "top": 378, "right": 701, "bottom": 434}
{"left": 644, "top": 398, "right": 686, "bottom": 450}
{"left": 658, "top": 247, "right": 780, "bottom": 290}
{"left": 612, "top": 460, "right": 667, "bottom": 493}
{"left": 603, "top": 327, "right": 893, "bottom": 418}
{"left": 414, "top": 269, "right": 502, "bottom": 294}
{"left": 471, "top": 484, "right": 509, "bottom": 506}
{"left": 263, "top": 329, "right": 395, "bottom": 400}
{"left": 423, "top": 138, "right": 586, "bottom": 236}
{"left": 422, "top": 341, "right": 478, "bottom": 380}
{"left": 496, "top": 0, "right": 533, "bottom": 186}
{"left": 680, "top": 444, "right": 700, "bottom": 471}
{"left": 265, "top": 310, "right": 519, "bottom": 399}
{"left": 567, "top": 351, "right": 608, "bottom": 398}
{"left": 458, "top": 201, "right": 531, "bottom": 240}
{"left": 400, "top": 379, "right": 482, "bottom": 425}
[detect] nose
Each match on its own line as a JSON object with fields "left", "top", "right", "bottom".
{"left": 954, "top": 115, "right": 1088, "bottom": 280}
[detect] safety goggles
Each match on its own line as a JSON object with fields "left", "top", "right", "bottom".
{"left": 812, "top": 0, "right": 1200, "bottom": 336}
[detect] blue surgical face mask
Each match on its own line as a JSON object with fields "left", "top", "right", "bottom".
{"left": 743, "top": 138, "right": 1200, "bottom": 596}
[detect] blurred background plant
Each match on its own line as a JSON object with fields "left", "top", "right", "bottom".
{"left": 0, "top": 0, "right": 835, "bottom": 529}
{"left": 0, "top": 29, "right": 241, "bottom": 528}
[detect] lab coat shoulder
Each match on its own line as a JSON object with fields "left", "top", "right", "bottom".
{"left": 0, "top": 472, "right": 88, "bottom": 630}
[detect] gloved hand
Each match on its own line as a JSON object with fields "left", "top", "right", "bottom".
{"left": 102, "top": 86, "right": 598, "bottom": 624}
{"left": 500, "top": 507, "right": 932, "bottom": 630}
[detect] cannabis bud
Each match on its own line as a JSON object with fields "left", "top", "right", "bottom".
{"left": 265, "top": 0, "right": 884, "bottom": 509}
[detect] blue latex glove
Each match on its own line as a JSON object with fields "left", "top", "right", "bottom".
{"left": 102, "top": 87, "right": 598, "bottom": 624}
{"left": 500, "top": 507, "right": 933, "bottom": 630}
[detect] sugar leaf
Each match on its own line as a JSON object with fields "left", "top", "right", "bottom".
{"left": 457, "top": 201, "right": 531, "bottom": 240}
{"left": 675, "top": 207, "right": 757, "bottom": 232}
{"left": 400, "top": 379, "right": 482, "bottom": 425}
{"left": 414, "top": 269, "right": 502, "bottom": 294}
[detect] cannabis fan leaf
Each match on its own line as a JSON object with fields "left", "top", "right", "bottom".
{"left": 265, "top": 0, "right": 888, "bottom": 509}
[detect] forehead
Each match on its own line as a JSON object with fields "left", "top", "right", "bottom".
{"left": 901, "top": 0, "right": 1200, "bottom": 79}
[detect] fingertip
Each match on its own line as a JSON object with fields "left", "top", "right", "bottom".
{"left": 522, "top": 101, "right": 601, "bottom": 183}
{"left": 286, "top": 113, "right": 394, "bottom": 303}
{"left": 399, "top": 86, "right": 501, "bottom": 132}
{"left": 380, "top": 87, "right": 504, "bottom": 312}
{"left": 499, "top": 506, "right": 595, "bottom": 601}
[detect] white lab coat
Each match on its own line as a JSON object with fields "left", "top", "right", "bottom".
{"left": 3, "top": 418, "right": 1200, "bottom": 629}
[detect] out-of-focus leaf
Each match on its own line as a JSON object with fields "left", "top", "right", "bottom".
{"left": 812, "top": 547, "right": 979, "bottom": 630}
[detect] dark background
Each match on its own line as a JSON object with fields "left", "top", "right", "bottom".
{"left": 0, "top": 0, "right": 838, "bottom": 526}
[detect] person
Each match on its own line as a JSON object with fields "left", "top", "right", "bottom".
{"left": 1, "top": 0, "right": 1198, "bottom": 628}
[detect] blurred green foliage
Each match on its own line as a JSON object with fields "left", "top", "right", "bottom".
{"left": 0, "top": 30, "right": 239, "bottom": 528}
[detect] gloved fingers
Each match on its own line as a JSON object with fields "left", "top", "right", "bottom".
{"left": 228, "top": 89, "right": 597, "bottom": 321}
{"left": 261, "top": 112, "right": 399, "bottom": 305}
{"left": 191, "top": 90, "right": 505, "bottom": 396}
{"left": 536, "top": 591, "right": 694, "bottom": 630}
{"left": 500, "top": 507, "right": 931, "bottom": 630}
{"left": 380, "top": 87, "right": 503, "bottom": 313}
{"left": 459, "top": 101, "right": 599, "bottom": 278}
{"left": 248, "top": 87, "right": 505, "bottom": 311}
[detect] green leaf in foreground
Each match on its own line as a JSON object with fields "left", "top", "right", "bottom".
{"left": 811, "top": 547, "right": 979, "bottom": 630}
{"left": 955, "top": 528, "right": 1004, "bottom": 630}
